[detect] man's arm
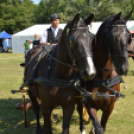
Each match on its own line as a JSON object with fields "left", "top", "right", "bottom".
{"left": 40, "top": 30, "right": 48, "bottom": 45}
{"left": 22, "top": 44, "right": 25, "bottom": 49}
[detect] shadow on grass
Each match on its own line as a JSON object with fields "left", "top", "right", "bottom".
{"left": 0, "top": 98, "right": 80, "bottom": 134}
{"left": 127, "top": 70, "right": 134, "bottom": 76}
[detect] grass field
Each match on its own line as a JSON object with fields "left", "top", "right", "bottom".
{"left": 0, "top": 51, "right": 134, "bottom": 134}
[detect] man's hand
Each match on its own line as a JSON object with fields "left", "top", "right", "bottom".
{"left": 22, "top": 44, "right": 25, "bottom": 49}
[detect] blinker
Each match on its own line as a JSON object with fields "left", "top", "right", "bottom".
{"left": 66, "top": 28, "right": 69, "bottom": 35}
{"left": 69, "top": 36, "right": 77, "bottom": 49}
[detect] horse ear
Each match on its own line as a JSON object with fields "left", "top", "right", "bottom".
{"left": 111, "top": 12, "right": 122, "bottom": 24}
{"left": 84, "top": 13, "right": 94, "bottom": 25}
{"left": 123, "top": 11, "right": 133, "bottom": 21}
{"left": 71, "top": 13, "right": 80, "bottom": 27}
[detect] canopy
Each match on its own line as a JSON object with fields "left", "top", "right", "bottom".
{"left": 0, "top": 31, "right": 12, "bottom": 39}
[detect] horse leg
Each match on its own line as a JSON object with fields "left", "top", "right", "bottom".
{"left": 42, "top": 104, "right": 52, "bottom": 134}
{"left": 101, "top": 103, "right": 114, "bottom": 132}
{"left": 28, "top": 90, "right": 41, "bottom": 134}
{"left": 76, "top": 100, "right": 86, "bottom": 134}
{"left": 86, "top": 105, "right": 104, "bottom": 134}
{"left": 62, "top": 103, "right": 75, "bottom": 134}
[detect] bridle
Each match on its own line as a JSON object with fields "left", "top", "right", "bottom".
{"left": 97, "top": 19, "right": 128, "bottom": 71}
{"left": 66, "top": 25, "right": 92, "bottom": 71}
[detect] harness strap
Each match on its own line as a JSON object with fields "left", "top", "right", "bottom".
{"left": 29, "top": 76, "right": 81, "bottom": 90}
{"left": 86, "top": 75, "right": 125, "bottom": 101}
{"left": 46, "top": 46, "right": 56, "bottom": 77}
{"left": 102, "top": 85, "right": 125, "bottom": 101}
{"left": 95, "top": 64, "right": 116, "bottom": 72}
{"left": 44, "top": 48, "right": 78, "bottom": 71}
{"left": 95, "top": 67, "right": 113, "bottom": 72}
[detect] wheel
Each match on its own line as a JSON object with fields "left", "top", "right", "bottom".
{"left": 23, "top": 95, "right": 27, "bottom": 128}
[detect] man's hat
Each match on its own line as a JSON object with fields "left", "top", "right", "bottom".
{"left": 50, "top": 13, "right": 60, "bottom": 21}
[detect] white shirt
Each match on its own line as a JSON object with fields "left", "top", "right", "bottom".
{"left": 30, "top": 43, "right": 33, "bottom": 49}
{"left": 40, "top": 26, "right": 59, "bottom": 44}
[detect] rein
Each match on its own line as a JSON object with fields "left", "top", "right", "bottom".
{"left": 45, "top": 48, "right": 78, "bottom": 70}
{"left": 65, "top": 26, "right": 91, "bottom": 70}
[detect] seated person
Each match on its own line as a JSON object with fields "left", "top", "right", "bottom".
{"left": 40, "top": 13, "right": 63, "bottom": 45}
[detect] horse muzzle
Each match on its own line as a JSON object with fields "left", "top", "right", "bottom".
{"left": 80, "top": 57, "right": 96, "bottom": 81}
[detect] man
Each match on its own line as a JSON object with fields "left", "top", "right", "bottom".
{"left": 40, "top": 13, "right": 63, "bottom": 45}
{"left": 2, "top": 38, "right": 8, "bottom": 52}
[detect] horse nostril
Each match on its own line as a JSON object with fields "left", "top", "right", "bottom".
{"left": 81, "top": 71, "right": 95, "bottom": 81}
{"left": 90, "top": 73, "right": 95, "bottom": 80}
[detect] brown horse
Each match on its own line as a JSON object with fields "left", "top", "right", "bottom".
{"left": 84, "top": 11, "right": 132, "bottom": 134}
{"left": 24, "top": 13, "right": 96, "bottom": 134}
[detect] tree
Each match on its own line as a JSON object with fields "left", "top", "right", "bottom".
{"left": 0, "top": 0, "right": 35, "bottom": 34}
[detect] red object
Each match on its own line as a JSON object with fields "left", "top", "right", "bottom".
{"left": 130, "top": 30, "right": 134, "bottom": 34}
{"left": 16, "top": 102, "right": 32, "bottom": 110}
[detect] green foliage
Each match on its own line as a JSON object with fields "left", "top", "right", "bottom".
{"left": 0, "top": 0, "right": 36, "bottom": 34}
{"left": 0, "top": 0, "right": 133, "bottom": 34}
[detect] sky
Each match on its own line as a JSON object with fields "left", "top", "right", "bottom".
{"left": 32, "top": 0, "right": 41, "bottom": 4}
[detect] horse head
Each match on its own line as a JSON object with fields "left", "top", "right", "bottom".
{"left": 62, "top": 13, "right": 96, "bottom": 81}
{"left": 99, "top": 11, "right": 133, "bottom": 76}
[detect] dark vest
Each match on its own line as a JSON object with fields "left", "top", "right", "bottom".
{"left": 47, "top": 27, "right": 63, "bottom": 44}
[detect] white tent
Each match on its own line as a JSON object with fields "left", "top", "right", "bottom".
{"left": 12, "top": 24, "right": 66, "bottom": 53}
{"left": 12, "top": 21, "right": 134, "bottom": 53}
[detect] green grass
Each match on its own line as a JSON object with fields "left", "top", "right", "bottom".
{"left": 0, "top": 52, "right": 134, "bottom": 134}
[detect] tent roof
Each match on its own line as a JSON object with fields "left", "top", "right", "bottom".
{"left": 0, "top": 31, "right": 12, "bottom": 39}
{"left": 13, "top": 24, "right": 66, "bottom": 37}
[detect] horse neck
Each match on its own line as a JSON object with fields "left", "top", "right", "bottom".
{"left": 93, "top": 39, "right": 114, "bottom": 79}
{"left": 55, "top": 34, "right": 76, "bottom": 79}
